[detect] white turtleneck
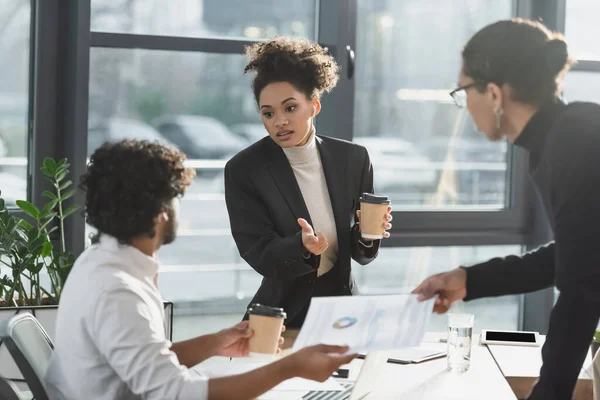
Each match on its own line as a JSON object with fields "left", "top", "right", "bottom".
{"left": 282, "top": 130, "right": 338, "bottom": 276}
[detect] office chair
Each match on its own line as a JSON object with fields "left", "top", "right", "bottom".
{"left": 0, "top": 313, "right": 54, "bottom": 400}
{"left": 0, "top": 376, "right": 24, "bottom": 400}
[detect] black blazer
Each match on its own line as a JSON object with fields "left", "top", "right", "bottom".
{"left": 224, "top": 135, "right": 380, "bottom": 323}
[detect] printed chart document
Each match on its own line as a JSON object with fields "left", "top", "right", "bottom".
{"left": 292, "top": 294, "right": 435, "bottom": 354}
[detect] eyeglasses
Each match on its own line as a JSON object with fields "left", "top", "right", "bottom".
{"left": 449, "top": 82, "right": 479, "bottom": 108}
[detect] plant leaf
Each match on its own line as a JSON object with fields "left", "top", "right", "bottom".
{"left": 42, "top": 190, "right": 58, "bottom": 201}
{"left": 39, "top": 213, "right": 58, "bottom": 231}
{"left": 26, "top": 226, "right": 40, "bottom": 241}
{"left": 55, "top": 170, "right": 68, "bottom": 182}
{"left": 58, "top": 180, "right": 73, "bottom": 191}
{"left": 58, "top": 266, "right": 72, "bottom": 287}
{"left": 19, "top": 219, "right": 33, "bottom": 231}
{"left": 40, "top": 200, "right": 58, "bottom": 217}
{"left": 42, "top": 241, "right": 53, "bottom": 257}
{"left": 16, "top": 200, "right": 40, "bottom": 219}
{"left": 60, "top": 189, "right": 76, "bottom": 202}
{"left": 61, "top": 204, "right": 80, "bottom": 219}
{"left": 27, "top": 263, "right": 44, "bottom": 274}
{"left": 43, "top": 157, "right": 57, "bottom": 173}
{"left": 29, "top": 235, "right": 47, "bottom": 251}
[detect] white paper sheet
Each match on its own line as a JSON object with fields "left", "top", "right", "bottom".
{"left": 292, "top": 294, "right": 435, "bottom": 354}
{"left": 196, "top": 361, "right": 344, "bottom": 392}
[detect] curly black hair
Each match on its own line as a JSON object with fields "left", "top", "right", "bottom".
{"left": 80, "top": 140, "right": 195, "bottom": 244}
{"left": 244, "top": 36, "right": 340, "bottom": 103}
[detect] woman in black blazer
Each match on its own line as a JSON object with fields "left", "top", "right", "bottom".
{"left": 224, "top": 37, "right": 392, "bottom": 328}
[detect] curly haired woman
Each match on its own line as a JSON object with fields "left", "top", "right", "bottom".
{"left": 225, "top": 37, "right": 393, "bottom": 332}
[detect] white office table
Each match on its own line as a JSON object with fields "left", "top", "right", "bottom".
{"left": 360, "top": 340, "right": 516, "bottom": 399}
{"left": 487, "top": 336, "right": 594, "bottom": 400}
{"left": 271, "top": 333, "right": 516, "bottom": 399}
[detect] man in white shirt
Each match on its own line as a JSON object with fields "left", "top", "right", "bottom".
{"left": 45, "top": 139, "right": 356, "bottom": 400}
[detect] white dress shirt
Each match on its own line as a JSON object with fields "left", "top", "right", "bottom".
{"left": 282, "top": 131, "right": 339, "bottom": 276}
{"left": 44, "top": 235, "right": 208, "bottom": 400}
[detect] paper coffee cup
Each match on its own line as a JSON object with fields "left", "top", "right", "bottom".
{"left": 359, "top": 193, "right": 391, "bottom": 240}
{"left": 247, "top": 304, "right": 286, "bottom": 357}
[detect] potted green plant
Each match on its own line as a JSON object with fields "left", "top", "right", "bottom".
{"left": 0, "top": 157, "right": 80, "bottom": 380}
{"left": 0, "top": 157, "right": 79, "bottom": 307}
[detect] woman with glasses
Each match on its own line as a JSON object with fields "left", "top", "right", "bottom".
{"left": 414, "top": 18, "right": 600, "bottom": 400}
{"left": 224, "top": 37, "right": 392, "bottom": 334}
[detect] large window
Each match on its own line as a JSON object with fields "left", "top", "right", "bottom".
{"left": 0, "top": 1, "right": 30, "bottom": 205}
{"left": 0, "top": 0, "right": 554, "bottom": 340}
{"left": 354, "top": 0, "right": 513, "bottom": 209}
{"left": 91, "top": 0, "right": 317, "bottom": 40}
{"left": 565, "top": 71, "right": 600, "bottom": 102}
{"left": 565, "top": 0, "right": 600, "bottom": 60}
{"left": 83, "top": 1, "right": 529, "bottom": 340}
{"left": 87, "top": 48, "right": 259, "bottom": 320}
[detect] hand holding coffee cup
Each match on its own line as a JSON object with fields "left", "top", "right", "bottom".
{"left": 247, "top": 304, "right": 287, "bottom": 357}
{"left": 213, "top": 321, "right": 285, "bottom": 358}
{"left": 298, "top": 218, "right": 329, "bottom": 255}
{"left": 357, "top": 193, "right": 392, "bottom": 240}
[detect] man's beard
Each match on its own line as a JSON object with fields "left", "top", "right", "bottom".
{"left": 162, "top": 207, "right": 178, "bottom": 245}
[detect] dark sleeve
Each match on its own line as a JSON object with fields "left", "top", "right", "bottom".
{"left": 463, "top": 243, "right": 555, "bottom": 301}
{"left": 351, "top": 147, "right": 381, "bottom": 265}
{"left": 224, "top": 162, "right": 318, "bottom": 280}
{"left": 528, "top": 276, "right": 600, "bottom": 400}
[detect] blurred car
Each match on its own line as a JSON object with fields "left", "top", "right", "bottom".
{"left": 229, "top": 123, "right": 267, "bottom": 144}
{"left": 153, "top": 115, "right": 245, "bottom": 160}
{"left": 87, "top": 117, "right": 177, "bottom": 157}
{"left": 354, "top": 137, "right": 437, "bottom": 194}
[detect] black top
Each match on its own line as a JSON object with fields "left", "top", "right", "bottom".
{"left": 465, "top": 100, "right": 600, "bottom": 295}
{"left": 464, "top": 100, "right": 600, "bottom": 399}
{"left": 224, "top": 135, "right": 380, "bottom": 325}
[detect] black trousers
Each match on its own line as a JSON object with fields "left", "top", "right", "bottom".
{"left": 528, "top": 275, "right": 600, "bottom": 399}
{"left": 285, "top": 268, "right": 342, "bottom": 329}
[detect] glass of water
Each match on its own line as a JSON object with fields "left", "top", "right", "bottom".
{"left": 447, "top": 313, "right": 474, "bottom": 372}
